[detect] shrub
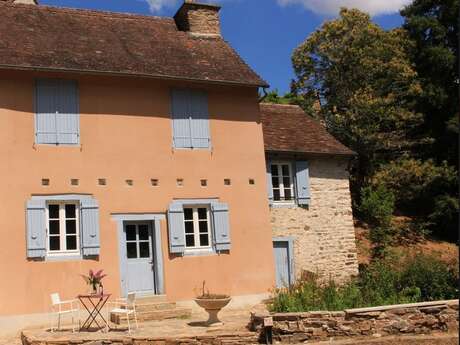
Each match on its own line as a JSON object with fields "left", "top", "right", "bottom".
{"left": 371, "top": 157, "right": 458, "bottom": 240}
{"left": 359, "top": 185, "right": 395, "bottom": 256}
{"left": 359, "top": 185, "right": 395, "bottom": 228}
{"left": 428, "top": 195, "right": 459, "bottom": 241}
{"left": 399, "top": 254, "right": 459, "bottom": 301}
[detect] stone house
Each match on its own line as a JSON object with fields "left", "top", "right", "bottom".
{"left": 0, "top": 0, "right": 357, "bottom": 328}
{"left": 260, "top": 103, "right": 358, "bottom": 285}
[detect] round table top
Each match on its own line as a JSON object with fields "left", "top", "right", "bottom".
{"left": 77, "top": 293, "right": 111, "bottom": 298}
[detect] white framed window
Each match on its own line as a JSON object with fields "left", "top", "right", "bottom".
{"left": 46, "top": 202, "right": 80, "bottom": 255}
{"left": 183, "top": 206, "right": 212, "bottom": 250}
{"left": 271, "top": 162, "right": 295, "bottom": 203}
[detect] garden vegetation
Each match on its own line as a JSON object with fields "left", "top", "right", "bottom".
{"left": 270, "top": 253, "right": 459, "bottom": 312}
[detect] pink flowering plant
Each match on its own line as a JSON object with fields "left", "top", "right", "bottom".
{"left": 81, "top": 269, "right": 107, "bottom": 293}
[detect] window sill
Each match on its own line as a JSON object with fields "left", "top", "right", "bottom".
{"left": 172, "top": 147, "right": 211, "bottom": 151}
{"left": 271, "top": 202, "right": 298, "bottom": 209}
{"left": 35, "top": 143, "right": 81, "bottom": 147}
{"left": 45, "top": 254, "right": 83, "bottom": 262}
{"left": 183, "top": 248, "right": 216, "bottom": 257}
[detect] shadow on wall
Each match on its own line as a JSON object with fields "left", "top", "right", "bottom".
{"left": 0, "top": 69, "right": 261, "bottom": 123}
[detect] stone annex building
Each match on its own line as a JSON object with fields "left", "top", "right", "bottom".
{"left": 0, "top": 0, "right": 358, "bottom": 328}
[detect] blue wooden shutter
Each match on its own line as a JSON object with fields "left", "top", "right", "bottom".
{"left": 266, "top": 159, "right": 274, "bottom": 205}
{"left": 171, "top": 89, "right": 192, "bottom": 148}
{"left": 35, "top": 79, "right": 58, "bottom": 144}
{"left": 190, "top": 90, "right": 210, "bottom": 148}
{"left": 55, "top": 80, "right": 79, "bottom": 145}
{"left": 26, "top": 199, "right": 46, "bottom": 258}
{"left": 80, "top": 198, "right": 100, "bottom": 256}
{"left": 295, "top": 161, "right": 311, "bottom": 206}
{"left": 167, "top": 202, "right": 186, "bottom": 254}
{"left": 211, "top": 202, "right": 231, "bottom": 251}
{"left": 35, "top": 79, "right": 79, "bottom": 145}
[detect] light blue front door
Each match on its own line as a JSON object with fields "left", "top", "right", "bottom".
{"left": 124, "top": 222, "right": 156, "bottom": 294}
{"left": 273, "top": 240, "right": 292, "bottom": 288}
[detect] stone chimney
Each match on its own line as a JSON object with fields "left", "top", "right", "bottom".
{"left": 1, "top": 0, "right": 38, "bottom": 4}
{"left": 174, "top": 0, "right": 221, "bottom": 37}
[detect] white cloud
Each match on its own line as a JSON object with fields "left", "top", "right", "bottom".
{"left": 144, "top": 0, "right": 177, "bottom": 13}
{"left": 276, "top": 0, "right": 412, "bottom": 16}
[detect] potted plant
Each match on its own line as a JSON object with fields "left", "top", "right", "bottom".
{"left": 81, "top": 269, "right": 107, "bottom": 295}
{"left": 194, "top": 281, "right": 231, "bottom": 326}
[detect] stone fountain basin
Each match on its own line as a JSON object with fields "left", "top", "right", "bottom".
{"left": 194, "top": 297, "right": 231, "bottom": 310}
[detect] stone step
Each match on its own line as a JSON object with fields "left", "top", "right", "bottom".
{"left": 135, "top": 294, "right": 167, "bottom": 304}
{"left": 111, "top": 307, "right": 192, "bottom": 324}
{"left": 135, "top": 301, "right": 177, "bottom": 313}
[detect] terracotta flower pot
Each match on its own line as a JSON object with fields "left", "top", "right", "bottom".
{"left": 194, "top": 296, "right": 231, "bottom": 326}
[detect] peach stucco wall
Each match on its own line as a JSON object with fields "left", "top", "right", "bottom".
{"left": 0, "top": 70, "right": 275, "bottom": 316}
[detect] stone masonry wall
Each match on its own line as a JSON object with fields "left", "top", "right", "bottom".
{"left": 251, "top": 300, "right": 459, "bottom": 343}
{"left": 270, "top": 157, "right": 358, "bottom": 283}
{"left": 175, "top": 3, "right": 221, "bottom": 36}
{"left": 186, "top": 7, "right": 221, "bottom": 36}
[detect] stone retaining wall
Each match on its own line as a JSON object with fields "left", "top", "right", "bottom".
{"left": 251, "top": 300, "right": 459, "bottom": 343}
{"left": 21, "top": 331, "right": 260, "bottom": 345}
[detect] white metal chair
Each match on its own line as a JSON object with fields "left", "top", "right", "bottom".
{"left": 49, "top": 293, "right": 79, "bottom": 332}
{"left": 107, "top": 292, "right": 138, "bottom": 333}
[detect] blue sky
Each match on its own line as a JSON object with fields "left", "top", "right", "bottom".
{"left": 40, "top": 0, "right": 409, "bottom": 93}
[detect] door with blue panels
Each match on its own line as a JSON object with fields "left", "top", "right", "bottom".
{"left": 273, "top": 239, "right": 293, "bottom": 288}
{"left": 124, "top": 222, "right": 156, "bottom": 294}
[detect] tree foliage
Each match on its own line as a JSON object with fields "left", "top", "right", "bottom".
{"left": 291, "top": 8, "right": 424, "bottom": 190}
{"left": 289, "top": 5, "right": 459, "bottom": 243}
{"left": 401, "top": 0, "right": 459, "bottom": 165}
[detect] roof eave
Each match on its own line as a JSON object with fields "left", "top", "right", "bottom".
{"left": 265, "top": 148, "right": 357, "bottom": 157}
{"left": 0, "top": 64, "right": 270, "bottom": 88}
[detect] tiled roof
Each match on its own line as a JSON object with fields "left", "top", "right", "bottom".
{"left": 0, "top": 2, "right": 268, "bottom": 87}
{"left": 260, "top": 103, "right": 355, "bottom": 156}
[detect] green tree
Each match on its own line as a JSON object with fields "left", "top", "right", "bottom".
{"left": 262, "top": 89, "right": 306, "bottom": 106}
{"left": 291, "top": 8, "right": 424, "bottom": 193}
{"left": 401, "top": 0, "right": 459, "bottom": 166}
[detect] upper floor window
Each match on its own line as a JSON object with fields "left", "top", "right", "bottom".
{"left": 266, "top": 160, "right": 311, "bottom": 207}
{"left": 183, "top": 206, "right": 212, "bottom": 250}
{"left": 171, "top": 89, "right": 210, "bottom": 149}
{"left": 271, "top": 162, "right": 295, "bottom": 203}
{"left": 35, "top": 79, "right": 80, "bottom": 145}
{"left": 47, "top": 202, "right": 80, "bottom": 255}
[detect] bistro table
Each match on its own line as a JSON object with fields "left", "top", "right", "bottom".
{"left": 77, "top": 293, "right": 111, "bottom": 331}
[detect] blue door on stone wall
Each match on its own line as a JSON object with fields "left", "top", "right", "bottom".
{"left": 273, "top": 240, "right": 292, "bottom": 288}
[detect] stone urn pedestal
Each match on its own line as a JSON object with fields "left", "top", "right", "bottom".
{"left": 194, "top": 296, "right": 231, "bottom": 326}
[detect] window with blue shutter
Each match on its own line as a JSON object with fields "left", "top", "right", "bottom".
{"left": 80, "top": 198, "right": 100, "bottom": 256}
{"left": 35, "top": 79, "right": 80, "bottom": 145}
{"left": 167, "top": 200, "right": 231, "bottom": 255}
{"left": 211, "top": 202, "right": 231, "bottom": 251}
{"left": 171, "top": 89, "right": 210, "bottom": 149}
{"left": 295, "top": 161, "right": 311, "bottom": 206}
{"left": 266, "top": 159, "right": 311, "bottom": 207}
{"left": 26, "top": 199, "right": 47, "bottom": 259}
{"left": 266, "top": 159, "right": 274, "bottom": 205}
{"left": 25, "top": 195, "right": 99, "bottom": 260}
{"left": 167, "top": 202, "right": 186, "bottom": 254}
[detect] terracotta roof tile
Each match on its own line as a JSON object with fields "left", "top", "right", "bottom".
{"left": 260, "top": 103, "right": 355, "bottom": 156}
{"left": 0, "top": 2, "right": 268, "bottom": 87}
